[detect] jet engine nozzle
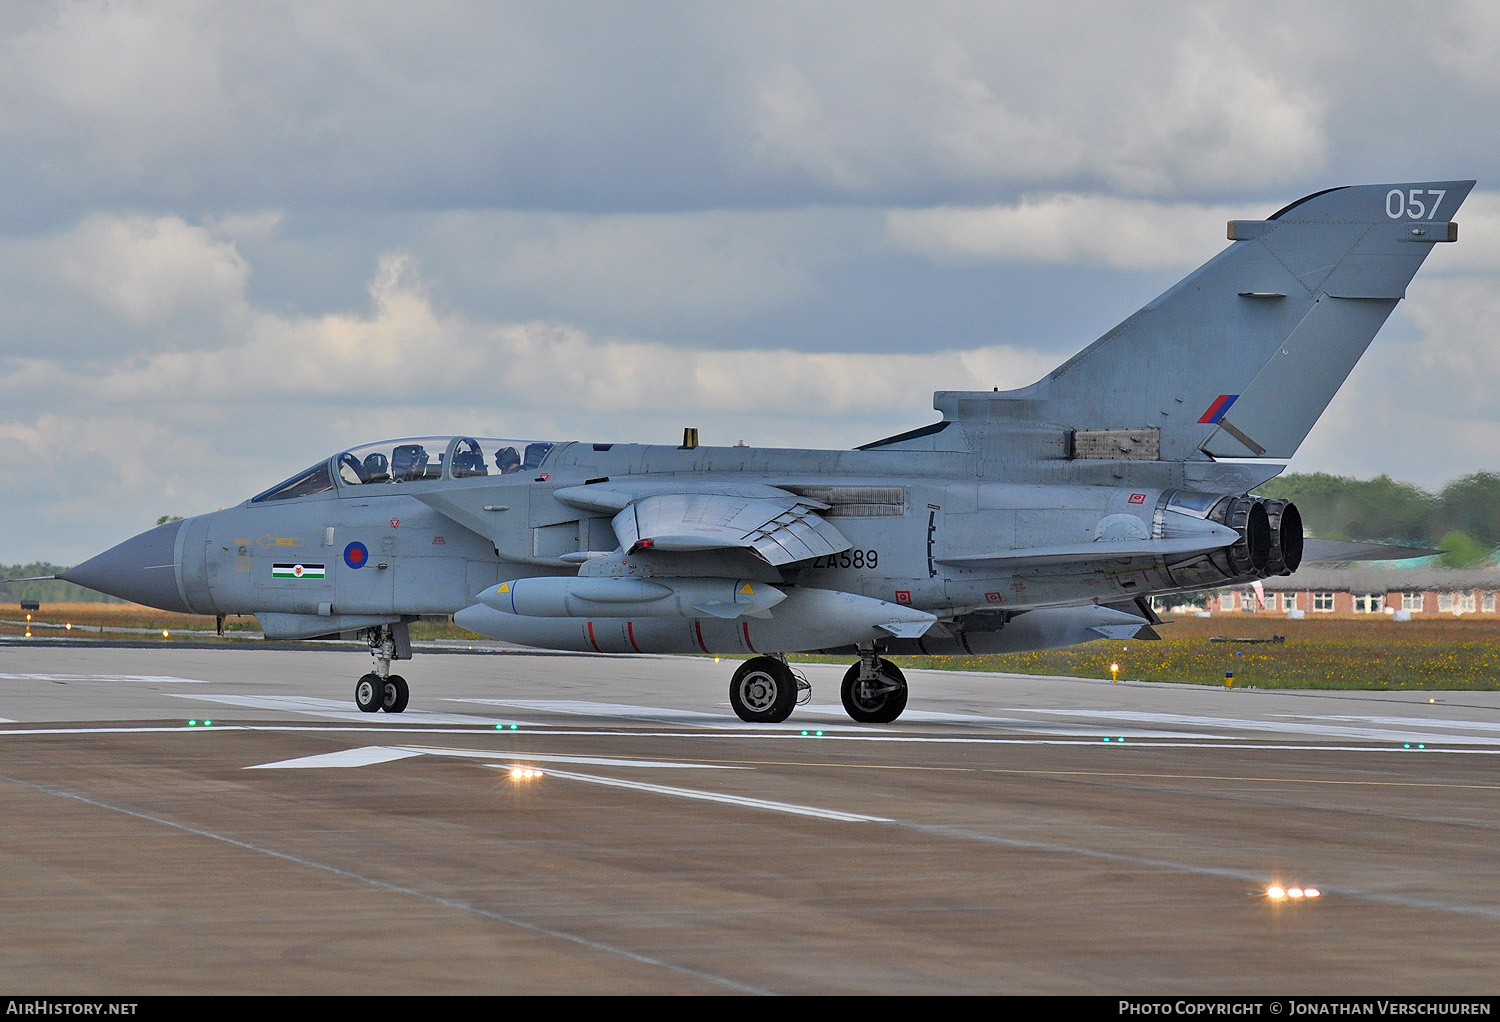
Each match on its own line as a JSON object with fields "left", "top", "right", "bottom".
{"left": 1262, "top": 499, "right": 1303, "bottom": 576}
{"left": 1208, "top": 495, "right": 1272, "bottom": 577}
{"left": 1158, "top": 490, "right": 1300, "bottom": 590}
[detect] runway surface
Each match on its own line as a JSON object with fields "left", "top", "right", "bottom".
{"left": 1, "top": 639, "right": 1498, "bottom": 994}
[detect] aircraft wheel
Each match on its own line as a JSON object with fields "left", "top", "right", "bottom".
{"left": 841, "top": 659, "right": 908, "bottom": 723}
{"left": 729, "top": 656, "right": 797, "bottom": 723}
{"left": 382, "top": 674, "right": 410, "bottom": 714}
{"left": 355, "top": 673, "right": 385, "bottom": 713}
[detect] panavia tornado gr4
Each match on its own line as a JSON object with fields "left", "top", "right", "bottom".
{"left": 61, "top": 181, "right": 1473, "bottom": 723}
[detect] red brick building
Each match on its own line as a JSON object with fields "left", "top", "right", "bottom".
{"left": 1177, "top": 566, "right": 1500, "bottom": 617}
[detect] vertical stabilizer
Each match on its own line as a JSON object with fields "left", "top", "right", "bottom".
{"left": 931, "top": 181, "right": 1473, "bottom": 463}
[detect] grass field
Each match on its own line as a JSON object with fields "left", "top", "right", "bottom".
{"left": 6, "top": 602, "right": 1500, "bottom": 690}
{"left": 872, "top": 614, "right": 1500, "bottom": 691}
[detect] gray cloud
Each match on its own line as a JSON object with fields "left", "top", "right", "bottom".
{"left": 1, "top": 1, "right": 1498, "bottom": 561}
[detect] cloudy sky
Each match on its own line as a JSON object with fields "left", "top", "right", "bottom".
{"left": 3, "top": 0, "right": 1498, "bottom": 564}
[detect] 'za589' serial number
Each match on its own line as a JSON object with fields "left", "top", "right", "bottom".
{"left": 809, "top": 550, "right": 878, "bottom": 570}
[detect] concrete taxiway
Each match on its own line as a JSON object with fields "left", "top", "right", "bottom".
{"left": 1, "top": 639, "right": 1498, "bottom": 994}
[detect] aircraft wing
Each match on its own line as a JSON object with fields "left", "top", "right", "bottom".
{"left": 615, "top": 491, "right": 850, "bottom": 565}
{"left": 554, "top": 481, "right": 852, "bottom": 566}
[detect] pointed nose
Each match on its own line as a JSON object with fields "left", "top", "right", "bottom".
{"left": 62, "top": 519, "right": 190, "bottom": 612}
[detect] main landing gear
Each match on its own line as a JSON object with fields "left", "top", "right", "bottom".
{"left": 727, "top": 647, "right": 910, "bottom": 724}
{"left": 355, "top": 623, "right": 412, "bottom": 714}
{"left": 728, "top": 656, "right": 810, "bottom": 723}
{"left": 840, "top": 651, "right": 908, "bottom": 724}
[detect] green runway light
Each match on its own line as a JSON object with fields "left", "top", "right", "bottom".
{"left": 187, "top": 720, "right": 197, "bottom": 726}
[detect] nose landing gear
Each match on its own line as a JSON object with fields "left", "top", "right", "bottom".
{"left": 355, "top": 623, "right": 412, "bottom": 713}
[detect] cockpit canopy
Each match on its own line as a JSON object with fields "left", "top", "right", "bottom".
{"left": 251, "top": 436, "right": 557, "bottom": 503}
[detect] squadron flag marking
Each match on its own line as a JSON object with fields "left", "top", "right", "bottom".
{"left": 272, "top": 563, "right": 325, "bottom": 579}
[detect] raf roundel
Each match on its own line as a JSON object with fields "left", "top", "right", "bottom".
{"left": 343, "top": 541, "right": 369, "bottom": 570}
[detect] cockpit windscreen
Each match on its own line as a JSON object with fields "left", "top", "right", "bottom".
{"left": 251, "top": 436, "right": 558, "bottom": 503}
{"left": 333, "top": 436, "right": 556, "bottom": 487}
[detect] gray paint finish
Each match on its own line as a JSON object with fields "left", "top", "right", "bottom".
{"left": 61, "top": 181, "right": 1474, "bottom": 721}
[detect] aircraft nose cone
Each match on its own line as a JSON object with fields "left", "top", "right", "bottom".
{"left": 62, "top": 520, "right": 190, "bottom": 613}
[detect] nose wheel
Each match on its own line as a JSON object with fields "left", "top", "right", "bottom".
{"left": 355, "top": 673, "right": 384, "bottom": 713}
{"left": 355, "top": 672, "right": 411, "bottom": 713}
{"left": 355, "top": 624, "right": 412, "bottom": 713}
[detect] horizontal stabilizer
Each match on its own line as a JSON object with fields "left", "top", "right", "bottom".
{"left": 1300, "top": 539, "right": 1438, "bottom": 563}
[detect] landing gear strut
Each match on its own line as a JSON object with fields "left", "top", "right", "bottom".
{"left": 841, "top": 648, "right": 908, "bottom": 723}
{"left": 356, "top": 623, "right": 412, "bottom": 713}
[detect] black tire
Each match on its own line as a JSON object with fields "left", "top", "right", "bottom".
{"left": 355, "top": 673, "right": 385, "bottom": 713}
{"left": 840, "top": 659, "right": 908, "bottom": 723}
{"left": 729, "top": 657, "right": 798, "bottom": 723}
{"left": 382, "top": 674, "right": 410, "bottom": 713}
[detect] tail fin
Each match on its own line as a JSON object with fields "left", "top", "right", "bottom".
{"left": 932, "top": 181, "right": 1473, "bottom": 463}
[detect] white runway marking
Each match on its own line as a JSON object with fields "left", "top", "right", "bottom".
{"left": 1292, "top": 714, "right": 1500, "bottom": 734}
{"left": 804, "top": 704, "right": 1190, "bottom": 737}
{"left": 524, "top": 768, "right": 891, "bottom": 823}
{"left": 2, "top": 720, "right": 1498, "bottom": 755}
{"left": 0, "top": 673, "right": 208, "bottom": 684}
{"left": 456, "top": 698, "right": 767, "bottom": 729}
{"left": 168, "top": 693, "right": 529, "bottom": 727}
{"left": 410, "top": 747, "right": 747, "bottom": 770}
{"left": 247, "top": 746, "right": 423, "bottom": 769}
{"left": 468, "top": 698, "right": 1183, "bottom": 736}
{"left": 1000, "top": 708, "right": 1500, "bottom": 746}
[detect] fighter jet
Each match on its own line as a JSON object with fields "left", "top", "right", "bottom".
{"left": 61, "top": 181, "right": 1473, "bottom": 723}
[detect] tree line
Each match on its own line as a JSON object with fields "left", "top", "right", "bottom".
{"left": 1258, "top": 471, "right": 1500, "bottom": 565}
